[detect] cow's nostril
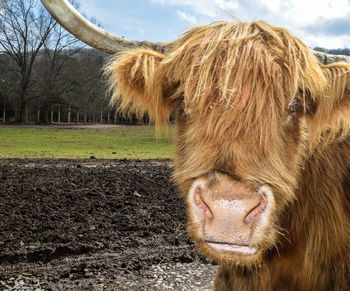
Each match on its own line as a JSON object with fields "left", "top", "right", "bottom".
{"left": 193, "top": 186, "right": 213, "bottom": 219}
{"left": 244, "top": 194, "right": 268, "bottom": 226}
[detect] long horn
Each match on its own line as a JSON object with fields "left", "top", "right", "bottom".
{"left": 40, "top": 0, "right": 169, "bottom": 54}
{"left": 312, "top": 50, "right": 350, "bottom": 64}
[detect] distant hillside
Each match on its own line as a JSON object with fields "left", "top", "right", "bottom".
{"left": 314, "top": 47, "right": 350, "bottom": 56}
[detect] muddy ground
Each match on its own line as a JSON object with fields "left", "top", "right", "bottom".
{"left": 0, "top": 159, "right": 217, "bottom": 290}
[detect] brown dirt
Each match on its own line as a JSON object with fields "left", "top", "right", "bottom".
{"left": 0, "top": 159, "right": 217, "bottom": 290}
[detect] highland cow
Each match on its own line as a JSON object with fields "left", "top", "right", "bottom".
{"left": 41, "top": 1, "right": 350, "bottom": 290}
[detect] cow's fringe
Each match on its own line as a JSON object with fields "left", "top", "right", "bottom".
{"left": 156, "top": 21, "right": 328, "bottom": 153}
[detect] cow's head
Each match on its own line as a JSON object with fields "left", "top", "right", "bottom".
{"left": 105, "top": 21, "right": 331, "bottom": 266}
{"left": 41, "top": 0, "right": 350, "bottom": 268}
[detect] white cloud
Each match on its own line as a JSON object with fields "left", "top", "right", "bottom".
{"left": 151, "top": 0, "right": 350, "bottom": 48}
{"left": 257, "top": 0, "right": 350, "bottom": 48}
{"left": 152, "top": 0, "right": 350, "bottom": 25}
{"left": 260, "top": 0, "right": 281, "bottom": 13}
{"left": 152, "top": 0, "right": 239, "bottom": 17}
{"left": 176, "top": 10, "right": 197, "bottom": 24}
{"left": 287, "top": 0, "right": 349, "bottom": 24}
{"left": 80, "top": 0, "right": 350, "bottom": 48}
{"left": 261, "top": 0, "right": 350, "bottom": 27}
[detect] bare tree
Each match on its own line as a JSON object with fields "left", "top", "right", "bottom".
{"left": 0, "top": 52, "right": 19, "bottom": 121}
{"left": 0, "top": 0, "right": 117, "bottom": 124}
{"left": 34, "top": 11, "right": 83, "bottom": 123}
{"left": 0, "top": 0, "right": 55, "bottom": 122}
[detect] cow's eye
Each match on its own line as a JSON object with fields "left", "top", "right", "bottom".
{"left": 288, "top": 98, "right": 300, "bottom": 113}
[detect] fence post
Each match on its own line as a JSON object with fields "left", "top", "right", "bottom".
{"left": 68, "top": 105, "right": 71, "bottom": 123}
{"left": 50, "top": 104, "right": 54, "bottom": 123}
{"left": 2, "top": 103, "right": 5, "bottom": 123}
{"left": 37, "top": 106, "right": 40, "bottom": 123}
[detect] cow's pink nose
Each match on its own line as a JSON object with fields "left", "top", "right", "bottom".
{"left": 192, "top": 174, "right": 267, "bottom": 243}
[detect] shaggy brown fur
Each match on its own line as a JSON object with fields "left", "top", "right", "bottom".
{"left": 106, "top": 21, "right": 350, "bottom": 290}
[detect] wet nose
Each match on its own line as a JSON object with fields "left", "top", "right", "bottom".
{"left": 191, "top": 174, "right": 267, "bottom": 242}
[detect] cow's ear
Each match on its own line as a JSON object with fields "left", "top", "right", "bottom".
{"left": 105, "top": 48, "right": 181, "bottom": 128}
{"left": 306, "top": 63, "right": 350, "bottom": 143}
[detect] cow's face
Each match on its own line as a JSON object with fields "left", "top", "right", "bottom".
{"left": 106, "top": 21, "right": 327, "bottom": 267}
{"left": 172, "top": 75, "right": 311, "bottom": 266}
{"left": 173, "top": 88, "right": 307, "bottom": 266}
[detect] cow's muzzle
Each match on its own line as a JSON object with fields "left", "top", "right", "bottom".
{"left": 188, "top": 173, "right": 271, "bottom": 256}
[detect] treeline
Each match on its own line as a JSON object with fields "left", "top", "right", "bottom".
{"left": 0, "top": 0, "right": 141, "bottom": 125}
{"left": 0, "top": 47, "right": 132, "bottom": 124}
{"left": 314, "top": 47, "right": 350, "bottom": 56}
{"left": 0, "top": 48, "right": 115, "bottom": 124}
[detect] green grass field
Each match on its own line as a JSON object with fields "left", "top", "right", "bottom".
{"left": 0, "top": 126, "right": 174, "bottom": 159}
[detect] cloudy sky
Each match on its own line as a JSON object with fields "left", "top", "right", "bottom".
{"left": 79, "top": 0, "right": 350, "bottom": 49}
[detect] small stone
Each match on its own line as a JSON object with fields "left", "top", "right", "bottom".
{"left": 134, "top": 191, "right": 142, "bottom": 197}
